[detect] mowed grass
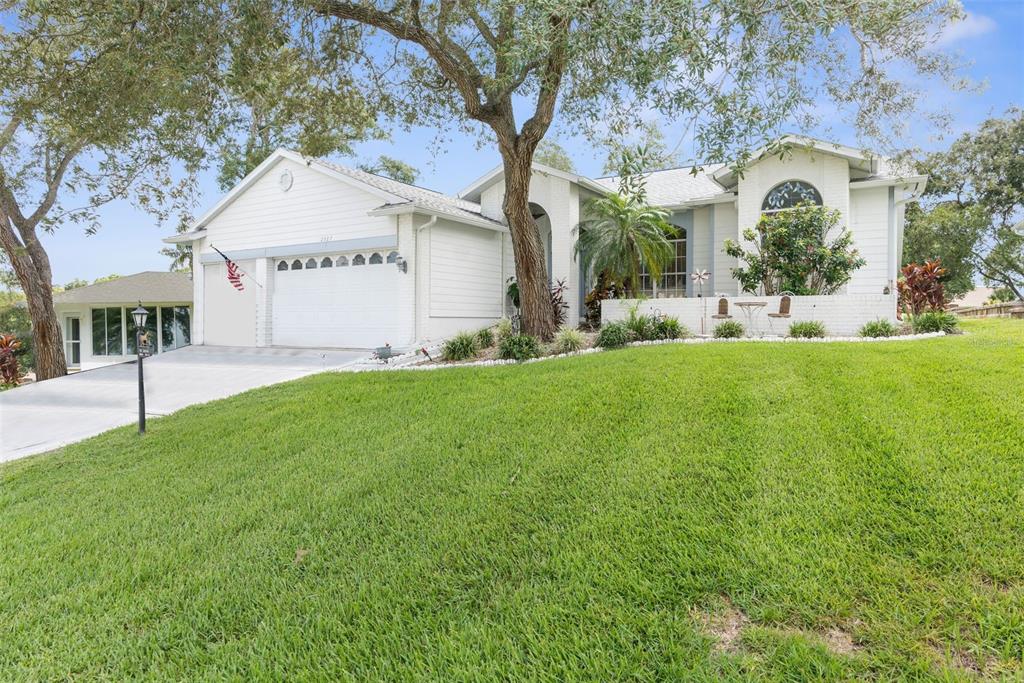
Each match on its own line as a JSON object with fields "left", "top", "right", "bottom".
{"left": 2, "top": 319, "right": 1022, "bottom": 681}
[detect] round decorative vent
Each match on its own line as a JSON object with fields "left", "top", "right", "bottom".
{"left": 279, "top": 169, "right": 294, "bottom": 192}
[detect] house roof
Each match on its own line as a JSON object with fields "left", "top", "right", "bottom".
{"left": 53, "top": 272, "right": 193, "bottom": 305}
{"left": 458, "top": 161, "right": 611, "bottom": 202}
{"left": 310, "top": 157, "right": 500, "bottom": 226}
{"left": 593, "top": 164, "right": 728, "bottom": 208}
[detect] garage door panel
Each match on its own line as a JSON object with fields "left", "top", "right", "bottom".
{"left": 272, "top": 265, "right": 401, "bottom": 348}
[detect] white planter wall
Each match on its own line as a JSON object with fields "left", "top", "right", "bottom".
{"left": 602, "top": 294, "right": 898, "bottom": 337}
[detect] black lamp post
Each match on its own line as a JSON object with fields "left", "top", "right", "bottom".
{"left": 131, "top": 303, "right": 148, "bottom": 434}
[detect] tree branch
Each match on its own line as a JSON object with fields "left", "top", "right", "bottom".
{"left": 26, "top": 142, "right": 82, "bottom": 228}
{"left": 519, "top": 13, "right": 571, "bottom": 147}
{"left": 315, "top": 0, "right": 489, "bottom": 120}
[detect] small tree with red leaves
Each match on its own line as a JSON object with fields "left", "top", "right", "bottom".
{"left": 898, "top": 260, "right": 948, "bottom": 315}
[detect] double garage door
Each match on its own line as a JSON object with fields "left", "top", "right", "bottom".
{"left": 203, "top": 258, "right": 404, "bottom": 349}
{"left": 272, "top": 258, "right": 403, "bottom": 348}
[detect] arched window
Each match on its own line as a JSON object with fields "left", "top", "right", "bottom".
{"left": 291, "top": 259, "right": 303, "bottom": 270}
{"left": 352, "top": 254, "right": 366, "bottom": 266}
{"left": 386, "top": 251, "right": 399, "bottom": 264}
{"left": 277, "top": 261, "right": 289, "bottom": 272}
{"left": 320, "top": 257, "right": 333, "bottom": 268}
{"left": 305, "top": 258, "right": 318, "bottom": 269}
{"left": 369, "top": 252, "right": 383, "bottom": 265}
{"left": 336, "top": 255, "right": 349, "bottom": 267}
{"left": 761, "top": 180, "right": 822, "bottom": 212}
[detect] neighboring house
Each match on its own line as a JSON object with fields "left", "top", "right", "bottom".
{"left": 53, "top": 272, "right": 193, "bottom": 370}
{"left": 165, "top": 136, "right": 925, "bottom": 349}
{"left": 951, "top": 287, "right": 995, "bottom": 309}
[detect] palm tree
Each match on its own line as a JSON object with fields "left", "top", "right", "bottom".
{"left": 574, "top": 192, "right": 678, "bottom": 298}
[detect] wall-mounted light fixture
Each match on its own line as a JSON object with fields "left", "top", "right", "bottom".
{"left": 395, "top": 255, "right": 408, "bottom": 273}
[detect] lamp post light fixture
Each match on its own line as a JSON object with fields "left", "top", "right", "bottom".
{"left": 131, "top": 303, "right": 148, "bottom": 435}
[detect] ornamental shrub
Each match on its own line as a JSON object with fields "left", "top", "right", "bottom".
{"left": 476, "top": 327, "right": 495, "bottom": 348}
{"left": 625, "top": 312, "right": 657, "bottom": 341}
{"left": 596, "top": 321, "right": 630, "bottom": 348}
{"left": 653, "top": 316, "right": 688, "bottom": 340}
{"left": 554, "top": 326, "right": 585, "bottom": 354}
{"left": 713, "top": 320, "right": 744, "bottom": 339}
{"left": 910, "top": 310, "right": 959, "bottom": 334}
{"left": 0, "top": 334, "right": 21, "bottom": 385}
{"left": 441, "top": 332, "right": 478, "bottom": 361}
{"left": 550, "top": 279, "right": 569, "bottom": 327}
{"left": 723, "top": 204, "right": 866, "bottom": 295}
{"left": 496, "top": 317, "right": 514, "bottom": 340}
{"left": 859, "top": 319, "right": 897, "bottom": 338}
{"left": 898, "top": 260, "right": 947, "bottom": 315}
{"left": 788, "top": 320, "right": 827, "bottom": 338}
{"left": 499, "top": 333, "right": 541, "bottom": 361}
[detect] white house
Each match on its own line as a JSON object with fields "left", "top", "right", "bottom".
{"left": 53, "top": 271, "right": 193, "bottom": 370}
{"left": 165, "top": 136, "right": 925, "bottom": 349}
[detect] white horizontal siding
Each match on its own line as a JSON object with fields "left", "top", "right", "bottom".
{"left": 847, "top": 186, "right": 890, "bottom": 294}
{"left": 428, "top": 221, "right": 503, "bottom": 318}
{"left": 199, "top": 158, "right": 395, "bottom": 252}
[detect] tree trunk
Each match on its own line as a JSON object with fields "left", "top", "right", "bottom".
{"left": 0, "top": 216, "right": 66, "bottom": 381}
{"left": 24, "top": 286, "right": 66, "bottom": 380}
{"left": 499, "top": 145, "right": 556, "bottom": 341}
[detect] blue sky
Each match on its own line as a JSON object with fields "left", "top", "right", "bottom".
{"left": 42, "top": 0, "right": 1024, "bottom": 285}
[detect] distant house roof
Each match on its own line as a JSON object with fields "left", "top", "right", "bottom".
{"left": 53, "top": 272, "right": 192, "bottom": 305}
{"left": 952, "top": 287, "right": 996, "bottom": 309}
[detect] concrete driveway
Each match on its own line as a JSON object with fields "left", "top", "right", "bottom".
{"left": 0, "top": 345, "right": 366, "bottom": 463}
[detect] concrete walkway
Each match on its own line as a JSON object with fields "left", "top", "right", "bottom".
{"left": 0, "top": 345, "right": 366, "bottom": 463}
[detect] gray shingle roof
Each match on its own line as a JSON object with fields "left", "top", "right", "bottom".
{"left": 312, "top": 158, "right": 503, "bottom": 225}
{"left": 594, "top": 165, "right": 728, "bottom": 207}
{"left": 53, "top": 272, "right": 193, "bottom": 305}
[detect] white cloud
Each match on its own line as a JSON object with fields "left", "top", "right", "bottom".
{"left": 936, "top": 11, "right": 997, "bottom": 47}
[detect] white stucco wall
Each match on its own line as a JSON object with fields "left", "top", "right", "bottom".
{"left": 602, "top": 293, "right": 898, "bottom": 337}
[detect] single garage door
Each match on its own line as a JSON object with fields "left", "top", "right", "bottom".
{"left": 272, "top": 256, "right": 404, "bottom": 348}
{"left": 204, "top": 260, "right": 257, "bottom": 347}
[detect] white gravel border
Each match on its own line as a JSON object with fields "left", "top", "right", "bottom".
{"left": 345, "top": 331, "right": 947, "bottom": 372}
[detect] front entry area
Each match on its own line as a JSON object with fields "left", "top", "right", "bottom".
{"left": 271, "top": 255, "right": 405, "bottom": 349}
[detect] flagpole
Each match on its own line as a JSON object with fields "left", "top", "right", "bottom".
{"left": 210, "top": 244, "right": 264, "bottom": 288}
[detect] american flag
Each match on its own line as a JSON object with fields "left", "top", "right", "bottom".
{"left": 212, "top": 245, "right": 245, "bottom": 291}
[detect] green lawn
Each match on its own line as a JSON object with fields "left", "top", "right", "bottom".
{"left": 2, "top": 319, "right": 1022, "bottom": 681}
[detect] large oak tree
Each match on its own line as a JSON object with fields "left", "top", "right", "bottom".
{"left": 1, "top": 0, "right": 380, "bottom": 380}
{"left": 0, "top": 1, "right": 227, "bottom": 380}
{"left": 299, "top": 0, "right": 962, "bottom": 339}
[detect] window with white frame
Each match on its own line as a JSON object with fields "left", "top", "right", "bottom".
{"left": 638, "top": 232, "right": 687, "bottom": 298}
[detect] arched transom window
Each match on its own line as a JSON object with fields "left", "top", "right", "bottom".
{"left": 761, "top": 180, "right": 822, "bottom": 212}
